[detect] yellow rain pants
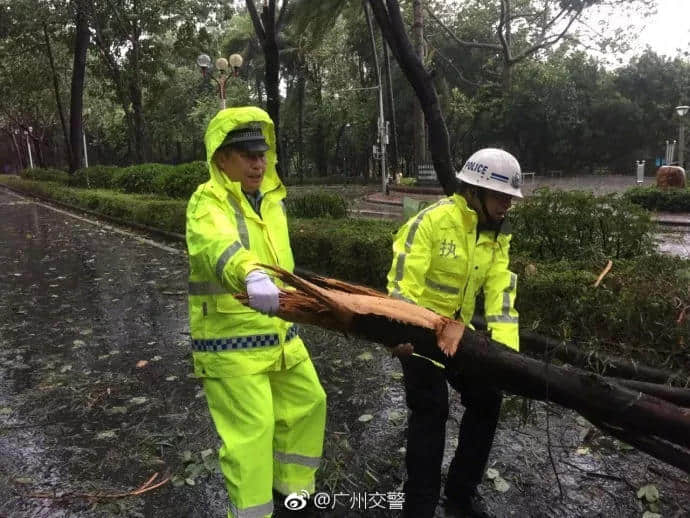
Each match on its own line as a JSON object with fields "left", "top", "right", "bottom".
{"left": 202, "top": 358, "right": 326, "bottom": 518}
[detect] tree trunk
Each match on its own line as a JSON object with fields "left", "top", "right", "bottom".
{"left": 129, "top": 24, "right": 146, "bottom": 163}
{"left": 43, "top": 22, "right": 71, "bottom": 169}
{"left": 10, "top": 131, "right": 24, "bottom": 171}
{"left": 367, "top": 0, "right": 455, "bottom": 195}
{"left": 412, "top": 0, "right": 426, "bottom": 167}
{"left": 519, "top": 331, "right": 685, "bottom": 385}
{"left": 297, "top": 64, "right": 306, "bottom": 175}
{"left": 263, "top": 267, "right": 690, "bottom": 474}
{"left": 69, "top": 0, "right": 89, "bottom": 173}
{"left": 247, "top": 0, "right": 284, "bottom": 179}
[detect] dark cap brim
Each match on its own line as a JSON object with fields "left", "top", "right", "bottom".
{"left": 232, "top": 140, "right": 270, "bottom": 152}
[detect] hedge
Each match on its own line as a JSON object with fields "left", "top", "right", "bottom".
{"left": 20, "top": 167, "right": 70, "bottom": 184}
{"left": 2, "top": 175, "right": 687, "bottom": 372}
{"left": 510, "top": 188, "right": 655, "bottom": 261}
{"left": 286, "top": 192, "right": 348, "bottom": 218}
{"left": 1, "top": 176, "right": 185, "bottom": 234}
{"left": 623, "top": 186, "right": 690, "bottom": 212}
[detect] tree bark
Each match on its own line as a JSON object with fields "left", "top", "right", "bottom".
{"left": 519, "top": 331, "right": 686, "bottom": 385}
{"left": 412, "top": 0, "right": 426, "bottom": 166}
{"left": 367, "top": 0, "right": 455, "bottom": 195}
{"left": 382, "top": 38, "right": 400, "bottom": 175}
{"left": 247, "top": 0, "right": 284, "bottom": 179}
{"left": 68, "top": 0, "right": 89, "bottom": 173}
{"left": 43, "top": 22, "right": 71, "bottom": 169}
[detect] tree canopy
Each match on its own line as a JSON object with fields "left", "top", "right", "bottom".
{"left": 0, "top": 0, "right": 686, "bottom": 178}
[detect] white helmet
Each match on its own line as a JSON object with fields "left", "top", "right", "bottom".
{"left": 456, "top": 148, "right": 523, "bottom": 198}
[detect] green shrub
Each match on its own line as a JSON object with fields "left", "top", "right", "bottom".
{"left": 290, "top": 218, "right": 398, "bottom": 288}
{"left": 112, "top": 163, "right": 174, "bottom": 194}
{"left": 154, "top": 161, "right": 209, "bottom": 199}
{"left": 21, "top": 167, "right": 69, "bottom": 183}
{"left": 516, "top": 255, "right": 690, "bottom": 371}
{"left": 69, "top": 165, "right": 120, "bottom": 189}
{"left": 623, "top": 186, "right": 690, "bottom": 212}
{"left": 511, "top": 188, "right": 655, "bottom": 261}
{"left": 284, "top": 175, "right": 379, "bottom": 186}
{"left": 285, "top": 192, "right": 348, "bottom": 218}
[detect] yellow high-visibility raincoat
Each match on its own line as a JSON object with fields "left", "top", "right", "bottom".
{"left": 387, "top": 194, "right": 519, "bottom": 350}
{"left": 186, "top": 106, "right": 326, "bottom": 518}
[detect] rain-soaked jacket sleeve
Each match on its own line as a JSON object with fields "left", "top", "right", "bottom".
{"left": 186, "top": 199, "right": 260, "bottom": 292}
{"left": 387, "top": 214, "right": 433, "bottom": 304}
{"left": 483, "top": 237, "right": 519, "bottom": 351}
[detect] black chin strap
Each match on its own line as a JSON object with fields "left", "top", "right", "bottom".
{"left": 477, "top": 188, "right": 502, "bottom": 232}
{"left": 478, "top": 188, "right": 492, "bottom": 223}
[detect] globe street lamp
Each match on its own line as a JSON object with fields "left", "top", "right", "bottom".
{"left": 197, "top": 53, "right": 244, "bottom": 110}
{"left": 675, "top": 105, "right": 689, "bottom": 168}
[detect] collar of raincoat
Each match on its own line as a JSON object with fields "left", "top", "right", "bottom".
{"left": 204, "top": 106, "right": 285, "bottom": 202}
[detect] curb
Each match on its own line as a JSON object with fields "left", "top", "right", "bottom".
{"left": 0, "top": 183, "right": 186, "bottom": 244}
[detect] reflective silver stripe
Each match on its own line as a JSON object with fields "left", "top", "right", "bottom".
{"left": 227, "top": 195, "right": 250, "bottom": 248}
{"left": 229, "top": 499, "right": 273, "bottom": 518}
{"left": 215, "top": 240, "right": 242, "bottom": 280}
{"left": 392, "top": 200, "right": 453, "bottom": 296}
{"left": 425, "top": 278, "right": 459, "bottom": 294}
{"left": 487, "top": 273, "right": 518, "bottom": 324}
{"left": 188, "top": 281, "right": 230, "bottom": 295}
{"left": 486, "top": 315, "right": 519, "bottom": 323}
{"left": 390, "top": 290, "right": 414, "bottom": 304}
{"left": 274, "top": 451, "right": 321, "bottom": 469}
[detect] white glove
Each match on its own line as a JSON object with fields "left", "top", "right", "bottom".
{"left": 245, "top": 270, "right": 280, "bottom": 315}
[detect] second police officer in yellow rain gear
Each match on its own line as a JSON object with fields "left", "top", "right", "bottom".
{"left": 387, "top": 148, "right": 522, "bottom": 518}
{"left": 185, "top": 106, "right": 326, "bottom": 518}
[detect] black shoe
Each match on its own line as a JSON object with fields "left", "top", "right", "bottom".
{"left": 442, "top": 492, "right": 493, "bottom": 518}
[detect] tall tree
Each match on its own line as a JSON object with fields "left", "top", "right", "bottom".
{"left": 367, "top": 0, "right": 455, "bottom": 194}
{"left": 412, "top": 0, "right": 426, "bottom": 165}
{"left": 425, "top": 0, "right": 655, "bottom": 89}
{"left": 246, "top": 0, "right": 290, "bottom": 177}
{"left": 69, "top": 0, "right": 90, "bottom": 172}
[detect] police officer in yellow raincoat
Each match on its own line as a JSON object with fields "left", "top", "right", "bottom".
{"left": 186, "top": 106, "right": 326, "bottom": 518}
{"left": 387, "top": 148, "right": 522, "bottom": 518}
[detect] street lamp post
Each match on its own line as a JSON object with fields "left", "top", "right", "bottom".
{"left": 24, "top": 127, "right": 34, "bottom": 169}
{"left": 197, "top": 53, "right": 244, "bottom": 110}
{"left": 82, "top": 108, "right": 91, "bottom": 168}
{"left": 675, "top": 105, "right": 689, "bottom": 168}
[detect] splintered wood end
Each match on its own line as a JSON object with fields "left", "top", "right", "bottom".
{"left": 436, "top": 319, "right": 465, "bottom": 357}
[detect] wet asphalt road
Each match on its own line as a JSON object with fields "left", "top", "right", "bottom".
{"left": 0, "top": 188, "right": 408, "bottom": 518}
{"left": 1, "top": 188, "right": 688, "bottom": 518}
{"left": 0, "top": 188, "right": 229, "bottom": 517}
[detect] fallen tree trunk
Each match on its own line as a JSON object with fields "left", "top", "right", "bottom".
{"left": 294, "top": 269, "right": 690, "bottom": 406}
{"left": 612, "top": 378, "right": 690, "bottom": 408}
{"left": 520, "top": 331, "right": 685, "bottom": 386}
{"left": 246, "top": 267, "right": 690, "bottom": 474}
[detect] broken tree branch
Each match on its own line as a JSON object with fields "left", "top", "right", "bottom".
{"left": 247, "top": 267, "right": 690, "bottom": 474}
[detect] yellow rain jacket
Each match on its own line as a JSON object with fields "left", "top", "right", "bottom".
{"left": 387, "top": 194, "right": 519, "bottom": 350}
{"left": 186, "top": 106, "right": 309, "bottom": 377}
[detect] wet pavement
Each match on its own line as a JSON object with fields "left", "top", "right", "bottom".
{"left": 1, "top": 188, "right": 688, "bottom": 517}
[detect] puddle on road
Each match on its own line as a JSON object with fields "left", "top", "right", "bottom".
{"left": 0, "top": 192, "right": 688, "bottom": 517}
